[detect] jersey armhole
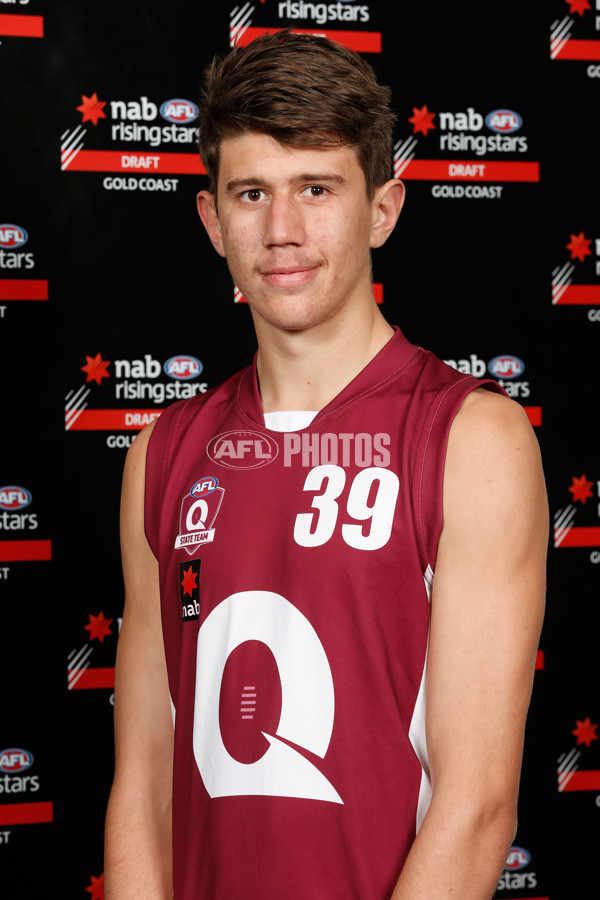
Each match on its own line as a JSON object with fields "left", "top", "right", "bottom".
{"left": 144, "top": 402, "right": 187, "bottom": 557}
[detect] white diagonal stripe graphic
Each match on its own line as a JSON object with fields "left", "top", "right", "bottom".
{"left": 230, "top": 2, "right": 253, "bottom": 28}
{"left": 68, "top": 644, "right": 94, "bottom": 670}
{"left": 68, "top": 660, "right": 91, "bottom": 689}
{"left": 551, "top": 262, "right": 575, "bottom": 304}
{"left": 554, "top": 505, "right": 577, "bottom": 547}
{"left": 65, "top": 384, "right": 90, "bottom": 409}
{"left": 393, "top": 137, "right": 418, "bottom": 177}
{"left": 557, "top": 748, "right": 581, "bottom": 791}
{"left": 550, "top": 17, "right": 573, "bottom": 60}
{"left": 61, "top": 143, "right": 85, "bottom": 171}
{"left": 230, "top": 3, "right": 254, "bottom": 45}
{"left": 67, "top": 645, "right": 94, "bottom": 689}
{"left": 550, "top": 16, "right": 573, "bottom": 42}
{"left": 61, "top": 125, "right": 86, "bottom": 153}
{"left": 65, "top": 387, "right": 91, "bottom": 429}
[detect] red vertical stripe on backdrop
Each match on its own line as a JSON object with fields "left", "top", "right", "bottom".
{"left": 0, "top": 540, "right": 52, "bottom": 561}
{"left": 0, "top": 802, "right": 53, "bottom": 825}
{"left": 0, "top": 14, "right": 44, "bottom": 37}
{"left": 0, "top": 280, "right": 49, "bottom": 300}
{"left": 535, "top": 650, "right": 544, "bottom": 670}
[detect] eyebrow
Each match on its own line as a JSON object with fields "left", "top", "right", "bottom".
{"left": 224, "top": 172, "right": 347, "bottom": 194}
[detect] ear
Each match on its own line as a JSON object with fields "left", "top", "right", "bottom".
{"left": 369, "top": 179, "right": 405, "bottom": 249}
{"left": 197, "top": 190, "right": 226, "bottom": 258}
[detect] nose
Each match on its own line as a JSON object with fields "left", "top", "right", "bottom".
{"left": 262, "top": 193, "right": 305, "bottom": 248}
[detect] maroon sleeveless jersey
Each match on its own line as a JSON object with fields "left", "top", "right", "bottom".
{"left": 144, "top": 328, "right": 504, "bottom": 899}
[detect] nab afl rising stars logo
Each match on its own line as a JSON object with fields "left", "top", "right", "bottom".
{"left": 175, "top": 475, "right": 225, "bottom": 555}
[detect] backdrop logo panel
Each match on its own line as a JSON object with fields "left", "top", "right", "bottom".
{"left": 68, "top": 610, "right": 117, "bottom": 694}
{"left": 551, "top": 1, "right": 600, "bottom": 72}
{"left": 443, "top": 352, "right": 541, "bottom": 426}
{"left": 395, "top": 104, "right": 539, "bottom": 199}
{"left": 64, "top": 351, "right": 208, "bottom": 440}
{"left": 0, "top": 222, "right": 48, "bottom": 304}
{"left": 558, "top": 714, "right": 600, "bottom": 794}
{"left": 552, "top": 229, "right": 600, "bottom": 310}
{"left": 0, "top": 487, "right": 51, "bottom": 562}
{"left": 0, "top": 746, "right": 53, "bottom": 827}
{"left": 495, "top": 845, "right": 540, "bottom": 893}
{"left": 61, "top": 92, "right": 205, "bottom": 190}
{"left": 229, "top": 1, "right": 382, "bottom": 52}
{"left": 553, "top": 472, "right": 600, "bottom": 554}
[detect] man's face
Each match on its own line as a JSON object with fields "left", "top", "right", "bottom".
{"left": 197, "top": 132, "right": 398, "bottom": 334}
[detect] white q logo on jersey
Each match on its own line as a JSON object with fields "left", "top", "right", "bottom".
{"left": 193, "top": 590, "right": 342, "bottom": 804}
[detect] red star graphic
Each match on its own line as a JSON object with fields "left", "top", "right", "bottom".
{"left": 181, "top": 565, "right": 198, "bottom": 597}
{"left": 408, "top": 105, "right": 436, "bottom": 136}
{"left": 572, "top": 717, "right": 598, "bottom": 747}
{"left": 568, "top": 473, "right": 595, "bottom": 504}
{"left": 76, "top": 93, "right": 107, "bottom": 126}
{"left": 81, "top": 353, "right": 111, "bottom": 385}
{"left": 85, "top": 873, "right": 104, "bottom": 900}
{"left": 566, "top": 231, "right": 593, "bottom": 262}
{"left": 565, "top": 0, "right": 591, "bottom": 16}
{"left": 84, "top": 611, "right": 113, "bottom": 643}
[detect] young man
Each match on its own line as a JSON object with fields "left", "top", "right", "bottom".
{"left": 105, "top": 32, "right": 548, "bottom": 899}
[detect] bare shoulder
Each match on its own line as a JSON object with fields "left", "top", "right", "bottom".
{"left": 452, "top": 386, "right": 535, "bottom": 446}
{"left": 443, "top": 386, "right": 548, "bottom": 556}
{"left": 123, "top": 418, "right": 157, "bottom": 474}
{"left": 448, "top": 387, "right": 542, "bottom": 481}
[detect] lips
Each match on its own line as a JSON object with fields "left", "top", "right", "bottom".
{"left": 259, "top": 264, "right": 320, "bottom": 288}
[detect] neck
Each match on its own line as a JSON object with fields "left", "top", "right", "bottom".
{"left": 254, "top": 302, "right": 394, "bottom": 413}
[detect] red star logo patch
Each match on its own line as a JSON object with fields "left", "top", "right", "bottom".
{"left": 566, "top": 231, "right": 593, "bottom": 262}
{"left": 181, "top": 565, "right": 198, "bottom": 597}
{"left": 81, "top": 353, "right": 111, "bottom": 385}
{"left": 568, "top": 474, "right": 595, "bottom": 504}
{"left": 565, "top": 0, "right": 591, "bottom": 16}
{"left": 76, "top": 93, "right": 107, "bottom": 126}
{"left": 84, "top": 611, "right": 113, "bottom": 643}
{"left": 572, "top": 717, "right": 598, "bottom": 747}
{"left": 85, "top": 873, "right": 104, "bottom": 900}
{"left": 408, "top": 105, "right": 436, "bottom": 136}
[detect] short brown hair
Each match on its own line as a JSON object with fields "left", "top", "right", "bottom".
{"left": 198, "top": 30, "right": 396, "bottom": 197}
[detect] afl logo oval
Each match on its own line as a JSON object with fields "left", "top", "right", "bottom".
{"left": 0, "top": 486, "right": 32, "bottom": 510}
{"left": 163, "top": 355, "right": 203, "bottom": 380}
{"left": 0, "top": 748, "right": 34, "bottom": 773}
{"left": 190, "top": 476, "right": 219, "bottom": 498}
{"left": 160, "top": 99, "right": 199, "bottom": 124}
{"left": 0, "top": 224, "right": 28, "bottom": 248}
{"left": 488, "top": 355, "right": 525, "bottom": 379}
{"left": 207, "top": 430, "right": 279, "bottom": 469}
{"left": 485, "top": 109, "right": 522, "bottom": 133}
{"left": 504, "top": 846, "right": 531, "bottom": 871}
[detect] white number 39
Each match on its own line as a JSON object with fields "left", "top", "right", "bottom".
{"left": 293, "top": 465, "right": 399, "bottom": 551}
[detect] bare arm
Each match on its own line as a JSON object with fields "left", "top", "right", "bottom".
{"left": 391, "top": 390, "right": 547, "bottom": 899}
{"left": 105, "top": 421, "right": 174, "bottom": 898}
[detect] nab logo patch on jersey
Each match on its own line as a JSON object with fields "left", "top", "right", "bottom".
{"left": 179, "top": 560, "right": 201, "bottom": 622}
{"left": 175, "top": 476, "right": 225, "bottom": 555}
